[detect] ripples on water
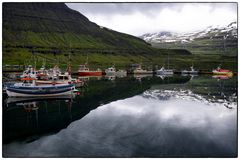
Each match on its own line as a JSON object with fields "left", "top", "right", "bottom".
{"left": 2, "top": 75, "right": 237, "bottom": 157}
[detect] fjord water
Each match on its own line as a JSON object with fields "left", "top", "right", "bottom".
{"left": 3, "top": 75, "right": 237, "bottom": 157}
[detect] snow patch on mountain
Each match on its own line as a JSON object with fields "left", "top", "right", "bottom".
{"left": 140, "top": 22, "right": 237, "bottom": 43}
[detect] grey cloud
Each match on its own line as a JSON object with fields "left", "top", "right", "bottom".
{"left": 66, "top": 3, "right": 236, "bottom": 16}
{"left": 66, "top": 3, "right": 186, "bottom": 16}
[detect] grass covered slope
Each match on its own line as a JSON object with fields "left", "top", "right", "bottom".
{"left": 3, "top": 3, "right": 154, "bottom": 52}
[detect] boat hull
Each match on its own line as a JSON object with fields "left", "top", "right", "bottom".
{"left": 105, "top": 71, "right": 116, "bottom": 76}
{"left": 181, "top": 71, "right": 198, "bottom": 74}
{"left": 36, "top": 80, "right": 84, "bottom": 87}
{"left": 6, "top": 84, "right": 74, "bottom": 97}
{"left": 78, "top": 71, "right": 102, "bottom": 76}
{"left": 156, "top": 70, "right": 173, "bottom": 75}
{"left": 133, "top": 71, "right": 153, "bottom": 74}
{"left": 213, "top": 71, "right": 233, "bottom": 76}
{"left": 36, "top": 80, "right": 69, "bottom": 85}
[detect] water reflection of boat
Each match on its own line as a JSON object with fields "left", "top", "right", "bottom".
{"left": 189, "top": 75, "right": 198, "bottom": 81}
{"left": 156, "top": 74, "right": 173, "bottom": 80}
{"left": 181, "top": 74, "right": 198, "bottom": 81}
{"left": 78, "top": 76, "right": 102, "bottom": 82}
{"left": 212, "top": 75, "right": 232, "bottom": 80}
{"left": 105, "top": 75, "right": 116, "bottom": 81}
{"left": 134, "top": 74, "right": 153, "bottom": 81}
{"left": 22, "top": 101, "right": 38, "bottom": 111}
{"left": 6, "top": 94, "right": 76, "bottom": 104}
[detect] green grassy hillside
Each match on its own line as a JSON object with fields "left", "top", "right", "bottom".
{"left": 151, "top": 36, "right": 237, "bottom": 56}
{"left": 3, "top": 3, "right": 155, "bottom": 52}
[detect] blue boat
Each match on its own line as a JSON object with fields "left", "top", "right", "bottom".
{"left": 6, "top": 83, "right": 75, "bottom": 97}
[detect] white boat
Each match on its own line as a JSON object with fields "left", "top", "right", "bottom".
{"left": 156, "top": 53, "right": 174, "bottom": 75}
{"left": 48, "top": 65, "right": 62, "bottom": 80}
{"left": 6, "top": 81, "right": 75, "bottom": 97}
{"left": 181, "top": 66, "right": 198, "bottom": 74}
{"left": 36, "top": 65, "right": 49, "bottom": 79}
{"left": 116, "top": 70, "right": 127, "bottom": 77}
{"left": 133, "top": 65, "right": 153, "bottom": 74}
{"left": 20, "top": 66, "right": 37, "bottom": 79}
{"left": 156, "top": 67, "right": 174, "bottom": 75}
{"left": 105, "top": 66, "right": 116, "bottom": 75}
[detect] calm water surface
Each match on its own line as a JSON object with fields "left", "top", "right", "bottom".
{"left": 2, "top": 74, "right": 237, "bottom": 157}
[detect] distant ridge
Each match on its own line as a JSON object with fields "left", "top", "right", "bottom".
{"left": 140, "top": 22, "right": 237, "bottom": 55}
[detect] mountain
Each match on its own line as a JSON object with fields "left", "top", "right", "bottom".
{"left": 3, "top": 2, "right": 155, "bottom": 55}
{"left": 140, "top": 22, "right": 237, "bottom": 56}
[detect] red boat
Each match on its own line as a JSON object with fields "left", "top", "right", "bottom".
{"left": 78, "top": 64, "right": 103, "bottom": 76}
{"left": 212, "top": 66, "right": 233, "bottom": 76}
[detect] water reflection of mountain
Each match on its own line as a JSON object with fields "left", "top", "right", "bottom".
{"left": 3, "top": 76, "right": 191, "bottom": 144}
{"left": 150, "top": 75, "right": 237, "bottom": 105}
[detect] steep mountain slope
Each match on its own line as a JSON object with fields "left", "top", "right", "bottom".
{"left": 140, "top": 22, "right": 237, "bottom": 55}
{"left": 3, "top": 3, "right": 154, "bottom": 54}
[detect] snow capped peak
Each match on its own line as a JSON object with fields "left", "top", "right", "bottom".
{"left": 140, "top": 21, "right": 237, "bottom": 43}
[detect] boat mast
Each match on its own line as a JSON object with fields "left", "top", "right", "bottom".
{"left": 167, "top": 53, "right": 169, "bottom": 69}
{"left": 85, "top": 53, "right": 89, "bottom": 66}
{"left": 223, "top": 35, "right": 227, "bottom": 55}
{"left": 67, "top": 43, "right": 72, "bottom": 74}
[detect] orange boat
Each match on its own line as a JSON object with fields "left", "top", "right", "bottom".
{"left": 21, "top": 77, "right": 37, "bottom": 81}
{"left": 212, "top": 66, "right": 233, "bottom": 76}
{"left": 78, "top": 64, "right": 102, "bottom": 76}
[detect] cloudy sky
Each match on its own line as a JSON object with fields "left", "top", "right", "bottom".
{"left": 66, "top": 3, "right": 237, "bottom": 36}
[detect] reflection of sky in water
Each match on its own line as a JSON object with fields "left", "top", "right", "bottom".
{"left": 3, "top": 89, "right": 237, "bottom": 157}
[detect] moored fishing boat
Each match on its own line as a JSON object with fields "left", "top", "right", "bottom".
{"left": 36, "top": 76, "right": 84, "bottom": 87}
{"left": 6, "top": 82, "right": 75, "bottom": 97}
{"left": 212, "top": 66, "right": 233, "bottom": 76}
{"left": 105, "top": 66, "right": 116, "bottom": 75}
{"left": 181, "top": 66, "right": 198, "bottom": 74}
{"left": 156, "top": 53, "right": 174, "bottom": 75}
{"left": 48, "top": 65, "right": 61, "bottom": 80}
{"left": 116, "top": 70, "right": 127, "bottom": 77}
{"left": 20, "top": 66, "right": 37, "bottom": 79}
{"left": 156, "top": 67, "right": 174, "bottom": 75}
{"left": 36, "top": 65, "right": 49, "bottom": 79}
{"left": 78, "top": 64, "right": 103, "bottom": 76}
{"left": 133, "top": 65, "right": 153, "bottom": 74}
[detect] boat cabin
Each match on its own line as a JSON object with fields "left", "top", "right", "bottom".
{"left": 78, "top": 65, "right": 89, "bottom": 71}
